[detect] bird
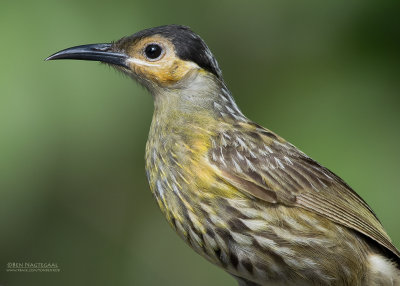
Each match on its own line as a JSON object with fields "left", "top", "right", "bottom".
{"left": 46, "top": 25, "right": 400, "bottom": 285}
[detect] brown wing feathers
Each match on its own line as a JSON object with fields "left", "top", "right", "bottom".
{"left": 211, "top": 125, "right": 400, "bottom": 261}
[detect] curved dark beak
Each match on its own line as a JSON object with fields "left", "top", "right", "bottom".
{"left": 45, "top": 43, "right": 129, "bottom": 69}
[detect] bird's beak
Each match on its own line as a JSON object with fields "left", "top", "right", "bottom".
{"left": 45, "top": 43, "right": 129, "bottom": 69}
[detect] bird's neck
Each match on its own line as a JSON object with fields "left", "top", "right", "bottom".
{"left": 151, "top": 72, "right": 246, "bottom": 132}
{"left": 146, "top": 72, "right": 247, "bottom": 179}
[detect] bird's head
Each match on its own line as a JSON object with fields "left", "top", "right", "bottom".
{"left": 46, "top": 25, "right": 223, "bottom": 92}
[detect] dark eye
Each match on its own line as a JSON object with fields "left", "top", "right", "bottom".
{"left": 144, "top": 44, "right": 163, "bottom": 60}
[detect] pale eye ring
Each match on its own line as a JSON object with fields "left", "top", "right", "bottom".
{"left": 144, "top": 43, "right": 164, "bottom": 61}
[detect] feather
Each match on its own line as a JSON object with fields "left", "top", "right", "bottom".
{"left": 211, "top": 122, "right": 400, "bottom": 262}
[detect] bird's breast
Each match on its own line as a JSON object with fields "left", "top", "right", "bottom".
{"left": 144, "top": 116, "right": 248, "bottom": 266}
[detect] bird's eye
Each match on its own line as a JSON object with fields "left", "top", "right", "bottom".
{"left": 144, "top": 44, "right": 163, "bottom": 60}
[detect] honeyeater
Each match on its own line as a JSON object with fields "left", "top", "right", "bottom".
{"left": 47, "top": 25, "right": 400, "bottom": 286}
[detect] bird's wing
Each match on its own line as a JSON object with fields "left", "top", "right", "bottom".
{"left": 209, "top": 122, "right": 400, "bottom": 260}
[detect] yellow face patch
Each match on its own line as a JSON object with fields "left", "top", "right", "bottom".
{"left": 125, "top": 35, "right": 200, "bottom": 87}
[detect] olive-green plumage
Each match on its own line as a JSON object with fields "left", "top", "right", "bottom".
{"left": 47, "top": 25, "right": 400, "bottom": 285}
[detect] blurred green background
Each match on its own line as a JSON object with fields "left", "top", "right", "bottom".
{"left": 1, "top": 0, "right": 399, "bottom": 285}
